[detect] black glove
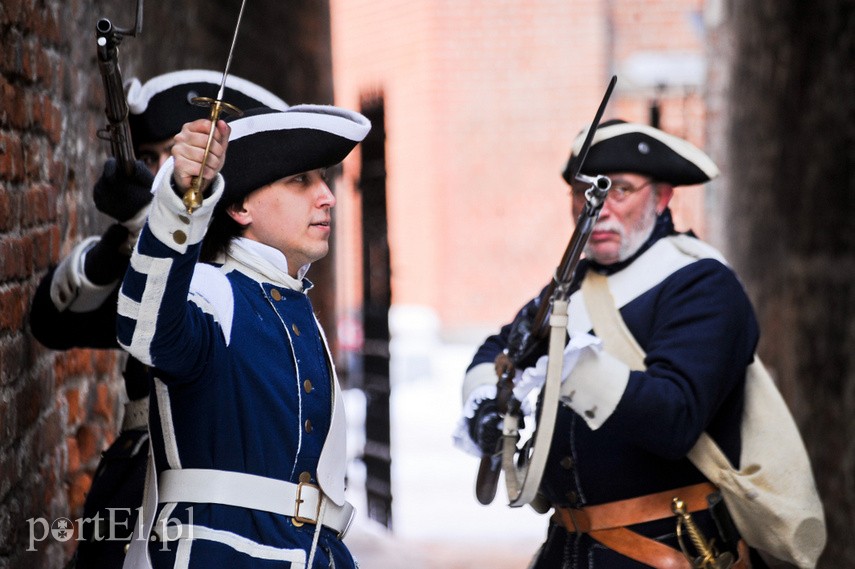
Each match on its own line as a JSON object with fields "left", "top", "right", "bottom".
{"left": 469, "top": 399, "right": 504, "bottom": 456}
{"left": 83, "top": 224, "right": 132, "bottom": 285}
{"left": 506, "top": 296, "right": 550, "bottom": 369}
{"left": 93, "top": 158, "right": 155, "bottom": 223}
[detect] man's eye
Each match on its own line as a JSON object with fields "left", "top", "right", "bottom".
{"left": 139, "top": 154, "right": 158, "bottom": 168}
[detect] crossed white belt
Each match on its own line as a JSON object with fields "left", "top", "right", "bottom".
{"left": 157, "top": 468, "right": 356, "bottom": 538}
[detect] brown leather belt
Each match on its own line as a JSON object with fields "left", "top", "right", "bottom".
{"left": 552, "top": 482, "right": 751, "bottom": 569}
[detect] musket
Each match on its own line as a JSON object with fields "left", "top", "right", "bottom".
{"left": 475, "top": 75, "right": 617, "bottom": 506}
{"left": 95, "top": 0, "right": 143, "bottom": 177}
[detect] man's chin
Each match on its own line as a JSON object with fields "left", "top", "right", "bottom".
{"left": 584, "top": 238, "right": 621, "bottom": 262}
{"left": 587, "top": 248, "right": 621, "bottom": 265}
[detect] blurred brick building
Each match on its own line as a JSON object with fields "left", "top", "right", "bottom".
{"left": 330, "top": 0, "right": 713, "bottom": 344}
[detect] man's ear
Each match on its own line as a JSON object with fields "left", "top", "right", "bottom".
{"left": 226, "top": 202, "right": 252, "bottom": 227}
{"left": 655, "top": 184, "right": 674, "bottom": 214}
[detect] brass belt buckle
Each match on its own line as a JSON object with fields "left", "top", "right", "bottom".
{"left": 293, "top": 473, "right": 322, "bottom": 527}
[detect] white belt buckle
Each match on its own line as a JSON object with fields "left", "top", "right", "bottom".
{"left": 292, "top": 477, "right": 321, "bottom": 527}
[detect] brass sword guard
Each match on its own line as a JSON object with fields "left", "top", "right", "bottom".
{"left": 671, "top": 497, "right": 735, "bottom": 569}
{"left": 182, "top": 96, "right": 244, "bottom": 213}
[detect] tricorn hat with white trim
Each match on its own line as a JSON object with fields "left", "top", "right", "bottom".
{"left": 562, "top": 119, "right": 719, "bottom": 187}
{"left": 125, "top": 69, "right": 288, "bottom": 149}
{"left": 219, "top": 105, "right": 371, "bottom": 205}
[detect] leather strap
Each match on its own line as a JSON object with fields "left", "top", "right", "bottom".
{"left": 158, "top": 468, "right": 355, "bottom": 538}
{"left": 590, "top": 531, "right": 753, "bottom": 569}
{"left": 552, "top": 482, "right": 716, "bottom": 532}
{"left": 552, "top": 482, "right": 727, "bottom": 569}
{"left": 581, "top": 271, "right": 646, "bottom": 370}
{"left": 589, "top": 527, "right": 691, "bottom": 569}
{"left": 735, "top": 539, "right": 752, "bottom": 569}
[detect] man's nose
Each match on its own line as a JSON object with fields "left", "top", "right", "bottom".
{"left": 318, "top": 181, "right": 336, "bottom": 207}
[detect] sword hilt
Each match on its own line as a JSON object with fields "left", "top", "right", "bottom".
{"left": 182, "top": 96, "right": 243, "bottom": 214}
{"left": 672, "top": 497, "right": 734, "bottom": 569}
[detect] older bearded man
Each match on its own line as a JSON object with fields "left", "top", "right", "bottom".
{"left": 457, "top": 120, "right": 768, "bottom": 569}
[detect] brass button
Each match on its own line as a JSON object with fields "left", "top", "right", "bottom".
{"left": 299, "top": 471, "right": 312, "bottom": 483}
{"left": 559, "top": 456, "right": 574, "bottom": 470}
{"left": 304, "top": 419, "right": 312, "bottom": 433}
{"left": 270, "top": 289, "right": 282, "bottom": 301}
{"left": 292, "top": 323, "right": 300, "bottom": 336}
{"left": 303, "top": 379, "right": 313, "bottom": 393}
{"left": 178, "top": 215, "right": 190, "bottom": 225}
{"left": 172, "top": 230, "right": 187, "bottom": 245}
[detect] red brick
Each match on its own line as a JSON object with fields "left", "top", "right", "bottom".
{"left": 41, "top": 5, "right": 62, "bottom": 45}
{"left": 0, "top": 131, "right": 25, "bottom": 182}
{"left": 67, "top": 471, "right": 92, "bottom": 514}
{"left": 0, "top": 285, "right": 29, "bottom": 331}
{"left": 66, "top": 436, "right": 80, "bottom": 473}
{"left": 48, "top": 159, "right": 68, "bottom": 191}
{"left": 7, "top": 87, "right": 30, "bottom": 132}
{"left": 48, "top": 225, "right": 61, "bottom": 265}
{"left": 22, "top": 183, "right": 55, "bottom": 227}
{"left": 0, "top": 187, "right": 13, "bottom": 232}
{"left": 30, "top": 227, "right": 56, "bottom": 270}
{"left": 93, "top": 350, "right": 120, "bottom": 375}
{"left": 54, "top": 351, "right": 95, "bottom": 384}
{"left": 0, "top": 236, "right": 29, "bottom": 279}
{"left": 20, "top": 36, "right": 37, "bottom": 82}
{"left": 93, "top": 382, "right": 114, "bottom": 421}
{"left": 24, "top": 137, "right": 47, "bottom": 180}
{"left": 75, "top": 424, "right": 101, "bottom": 465}
{"left": 65, "top": 388, "right": 81, "bottom": 427}
{"left": 45, "top": 99, "right": 63, "bottom": 146}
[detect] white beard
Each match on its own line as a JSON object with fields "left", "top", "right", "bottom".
{"left": 585, "top": 195, "right": 659, "bottom": 263}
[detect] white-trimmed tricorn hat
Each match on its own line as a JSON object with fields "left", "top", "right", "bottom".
{"left": 218, "top": 105, "right": 371, "bottom": 205}
{"left": 562, "top": 119, "right": 720, "bottom": 187}
{"left": 125, "top": 69, "right": 288, "bottom": 149}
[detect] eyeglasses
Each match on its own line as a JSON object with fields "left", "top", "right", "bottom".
{"left": 571, "top": 178, "right": 657, "bottom": 202}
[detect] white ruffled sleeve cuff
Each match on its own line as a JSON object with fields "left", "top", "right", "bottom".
{"left": 560, "top": 348, "right": 630, "bottom": 430}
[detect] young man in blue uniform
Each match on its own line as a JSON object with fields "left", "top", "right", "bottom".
{"left": 117, "top": 105, "right": 370, "bottom": 568}
{"left": 28, "top": 70, "right": 287, "bottom": 568}
{"left": 457, "top": 120, "right": 763, "bottom": 568}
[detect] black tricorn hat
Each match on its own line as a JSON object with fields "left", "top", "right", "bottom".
{"left": 126, "top": 69, "right": 288, "bottom": 149}
{"left": 218, "top": 105, "right": 371, "bottom": 206}
{"left": 562, "top": 119, "right": 719, "bottom": 187}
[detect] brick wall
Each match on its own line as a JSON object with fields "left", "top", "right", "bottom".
{"left": 1, "top": 1, "right": 123, "bottom": 566}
